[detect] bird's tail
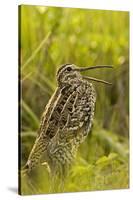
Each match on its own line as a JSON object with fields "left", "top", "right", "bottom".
{"left": 22, "top": 136, "right": 49, "bottom": 175}
{"left": 21, "top": 163, "right": 30, "bottom": 177}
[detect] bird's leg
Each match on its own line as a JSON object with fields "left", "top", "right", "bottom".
{"left": 41, "top": 162, "right": 55, "bottom": 193}
{"left": 57, "top": 163, "right": 70, "bottom": 193}
{"left": 49, "top": 164, "right": 65, "bottom": 193}
{"left": 49, "top": 170, "right": 59, "bottom": 193}
{"left": 58, "top": 173, "right": 65, "bottom": 193}
{"left": 56, "top": 164, "right": 65, "bottom": 192}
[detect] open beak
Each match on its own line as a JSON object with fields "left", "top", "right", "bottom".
{"left": 74, "top": 65, "right": 113, "bottom": 85}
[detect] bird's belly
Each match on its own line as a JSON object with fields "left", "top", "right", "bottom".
{"left": 45, "top": 137, "right": 76, "bottom": 176}
{"left": 45, "top": 123, "right": 92, "bottom": 175}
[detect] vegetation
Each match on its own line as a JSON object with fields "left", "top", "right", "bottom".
{"left": 19, "top": 5, "right": 129, "bottom": 195}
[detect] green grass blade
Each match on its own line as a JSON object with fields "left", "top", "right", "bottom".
{"left": 93, "top": 129, "right": 129, "bottom": 161}
{"left": 21, "top": 71, "right": 33, "bottom": 82}
{"left": 21, "top": 31, "right": 51, "bottom": 71}
{"left": 21, "top": 99, "right": 39, "bottom": 129}
{"left": 29, "top": 77, "right": 52, "bottom": 96}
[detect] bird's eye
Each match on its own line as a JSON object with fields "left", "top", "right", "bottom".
{"left": 66, "top": 67, "right": 72, "bottom": 71}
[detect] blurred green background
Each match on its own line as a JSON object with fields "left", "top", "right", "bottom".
{"left": 19, "top": 5, "right": 129, "bottom": 195}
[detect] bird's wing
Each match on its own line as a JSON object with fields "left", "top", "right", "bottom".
{"left": 37, "top": 88, "right": 60, "bottom": 136}
{"left": 58, "top": 81, "right": 96, "bottom": 133}
{"left": 38, "top": 84, "right": 75, "bottom": 139}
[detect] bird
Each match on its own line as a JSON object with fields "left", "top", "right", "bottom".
{"left": 22, "top": 63, "right": 112, "bottom": 191}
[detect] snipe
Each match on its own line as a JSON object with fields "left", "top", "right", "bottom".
{"left": 22, "top": 64, "right": 112, "bottom": 190}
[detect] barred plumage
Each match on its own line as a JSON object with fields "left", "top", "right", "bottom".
{"left": 23, "top": 64, "right": 112, "bottom": 182}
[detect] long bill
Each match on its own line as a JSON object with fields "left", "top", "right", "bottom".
{"left": 83, "top": 76, "right": 112, "bottom": 85}
{"left": 75, "top": 65, "right": 113, "bottom": 72}
{"left": 74, "top": 65, "right": 113, "bottom": 85}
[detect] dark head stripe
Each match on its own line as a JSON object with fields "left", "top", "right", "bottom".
{"left": 57, "top": 63, "right": 72, "bottom": 75}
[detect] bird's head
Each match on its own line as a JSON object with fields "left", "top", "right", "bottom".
{"left": 57, "top": 64, "right": 81, "bottom": 86}
{"left": 57, "top": 63, "right": 113, "bottom": 87}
